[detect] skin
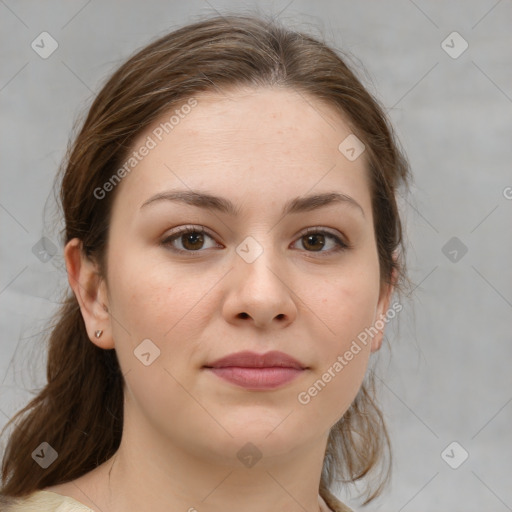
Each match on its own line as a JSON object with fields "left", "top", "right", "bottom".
{"left": 49, "top": 87, "right": 394, "bottom": 512}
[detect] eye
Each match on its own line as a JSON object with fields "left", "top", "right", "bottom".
{"left": 291, "top": 227, "right": 349, "bottom": 255}
{"left": 161, "top": 225, "right": 350, "bottom": 255}
{"left": 161, "top": 225, "right": 219, "bottom": 253}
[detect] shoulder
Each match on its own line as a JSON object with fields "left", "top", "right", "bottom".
{"left": 0, "top": 490, "right": 94, "bottom": 512}
{"left": 2, "top": 488, "right": 353, "bottom": 512}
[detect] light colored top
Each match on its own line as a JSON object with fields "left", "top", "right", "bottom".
{"left": 1, "top": 490, "right": 94, "bottom": 511}
{"left": 0, "top": 489, "right": 353, "bottom": 511}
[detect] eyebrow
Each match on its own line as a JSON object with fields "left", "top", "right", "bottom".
{"left": 140, "top": 189, "right": 365, "bottom": 219}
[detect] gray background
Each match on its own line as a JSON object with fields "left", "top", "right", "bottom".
{"left": 1, "top": 1, "right": 511, "bottom": 511}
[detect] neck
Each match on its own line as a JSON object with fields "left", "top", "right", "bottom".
{"left": 86, "top": 411, "right": 330, "bottom": 512}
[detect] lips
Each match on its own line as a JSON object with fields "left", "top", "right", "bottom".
{"left": 204, "top": 350, "right": 307, "bottom": 370}
{"left": 203, "top": 350, "right": 308, "bottom": 390}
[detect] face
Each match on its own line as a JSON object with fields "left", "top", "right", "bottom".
{"left": 76, "top": 87, "right": 393, "bottom": 467}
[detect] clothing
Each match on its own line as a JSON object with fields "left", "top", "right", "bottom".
{"left": 1, "top": 489, "right": 353, "bottom": 511}
{"left": 0, "top": 490, "right": 94, "bottom": 511}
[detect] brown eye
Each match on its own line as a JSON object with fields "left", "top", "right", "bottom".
{"left": 161, "top": 225, "right": 349, "bottom": 256}
{"left": 292, "top": 229, "right": 349, "bottom": 255}
{"left": 301, "top": 233, "right": 326, "bottom": 251}
{"left": 180, "top": 231, "right": 205, "bottom": 250}
{"left": 162, "top": 226, "right": 219, "bottom": 253}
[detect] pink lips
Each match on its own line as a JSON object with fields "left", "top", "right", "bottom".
{"left": 204, "top": 350, "right": 307, "bottom": 390}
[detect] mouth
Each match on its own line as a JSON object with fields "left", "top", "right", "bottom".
{"left": 203, "top": 350, "right": 308, "bottom": 390}
{"left": 205, "top": 366, "right": 305, "bottom": 390}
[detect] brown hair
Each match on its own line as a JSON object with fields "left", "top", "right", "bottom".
{"left": 0, "top": 12, "right": 410, "bottom": 506}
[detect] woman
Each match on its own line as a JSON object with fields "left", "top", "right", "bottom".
{"left": 0, "top": 13, "right": 410, "bottom": 512}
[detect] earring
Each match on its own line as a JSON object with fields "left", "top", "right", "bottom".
{"left": 94, "top": 330, "right": 103, "bottom": 338}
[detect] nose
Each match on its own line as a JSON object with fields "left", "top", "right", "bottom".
{"left": 222, "top": 246, "right": 298, "bottom": 330}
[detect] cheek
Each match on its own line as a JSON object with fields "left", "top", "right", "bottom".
{"left": 319, "top": 263, "right": 381, "bottom": 348}
{"left": 107, "top": 252, "right": 196, "bottom": 333}
{"left": 106, "top": 253, "right": 219, "bottom": 376}
{"left": 297, "top": 347, "right": 371, "bottom": 430}
{"left": 106, "top": 258, "right": 206, "bottom": 412}
{"left": 301, "top": 268, "right": 379, "bottom": 419}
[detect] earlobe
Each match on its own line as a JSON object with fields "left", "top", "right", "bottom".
{"left": 64, "top": 238, "right": 114, "bottom": 349}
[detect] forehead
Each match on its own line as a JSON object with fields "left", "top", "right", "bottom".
{"left": 160, "top": 86, "right": 357, "bottom": 151}
{"left": 110, "top": 86, "right": 371, "bottom": 218}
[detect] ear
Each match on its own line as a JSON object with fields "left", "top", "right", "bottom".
{"left": 64, "top": 238, "right": 113, "bottom": 349}
{"left": 370, "top": 255, "right": 398, "bottom": 353}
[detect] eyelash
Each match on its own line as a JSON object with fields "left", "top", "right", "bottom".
{"left": 160, "top": 224, "right": 351, "bottom": 256}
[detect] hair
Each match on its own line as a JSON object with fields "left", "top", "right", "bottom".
{"left": 0, "top": 12, "right": 410, "bottom": 507}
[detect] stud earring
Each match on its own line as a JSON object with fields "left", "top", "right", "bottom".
{"left": 94, "top": 330, "right": 103, "bottom": 338}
